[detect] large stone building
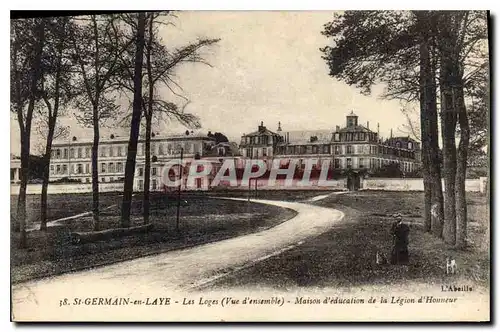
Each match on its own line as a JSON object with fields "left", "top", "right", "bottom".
{"left": 47, "top": 111, "right": 421, "bottom": 192}
{"left": 328, "top": 111, "right": 421, "bottom": 173}
{"left": 49, "top": 130, "right": 219, "bottom": 191}
{"left": 240, "top": 111, "right": 421, "bottom": 174}
{"left": 239, "top": 121, "right": 284, "bottom": 159}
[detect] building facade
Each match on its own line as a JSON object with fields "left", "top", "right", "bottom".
{"left": 10, "top": 155, "right": 21, "bottom": 184}
{"left": 49, "top": 131, "right": 218, "bottom": 191}
{"left": 328, "top": 112, "right": 421, "bottom": 174}
{"left": 239, "top": 121, "right": 284, "bottom": 159}
{"left": 240, "top": 111, "right": 422, "bottom": 174}
{"left": 46, "top": 111, "right": 421, "bottom": 193}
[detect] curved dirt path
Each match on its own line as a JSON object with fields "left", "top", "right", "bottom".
{"left": 12, "top": 198, "right": 344, "bottom": 321}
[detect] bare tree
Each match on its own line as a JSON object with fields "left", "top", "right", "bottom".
{"left": 38, "top": 16, "right": 75, "bottom": 230}
{"left": 140, "top": 13, "right": 215, "bottom": 224}
{"left": 398, "top": 106, "right": 421, "bottom": 141}
{"left": 116, "top": 12, "right": 216, "bottom": 225}
{"left": 11, "top": 18, "right": 46, "bottom": 248}
{"left": 70, "top": 14, "right": 133, "bottom": 231}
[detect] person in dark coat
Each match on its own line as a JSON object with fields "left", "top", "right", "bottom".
{"left": 390, "top": 213, "right": 410, "bottom": 265}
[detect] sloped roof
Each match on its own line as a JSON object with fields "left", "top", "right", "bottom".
{"left": 204, "top": 141, "right": 242, "bottom": 157}
{"left": 282, "top": 129, "right": 332, "bottom": 145}
{"left": 384, "top": 136, "right": 419, "bottom": 144}
{"left": 245, "top": 128, "right": 280, "bottom": 137}
{"left": 53, "top": 131, "right": 215, "bottom": 146}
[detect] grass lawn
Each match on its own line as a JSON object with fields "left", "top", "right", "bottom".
{"left": 10, "top": 192, "right": 121, "bottom": 229}
{"left": 11, "top": 192, "right": 296, "bottom": 284}
{"left": 208, "top": 191, "right": 490, "bottom": 291}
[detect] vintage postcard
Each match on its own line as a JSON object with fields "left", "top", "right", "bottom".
{"left": 10, "top": 10, "right": 490, "bottom": 322}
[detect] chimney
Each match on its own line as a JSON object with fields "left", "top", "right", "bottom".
{"left": 390, "top": 128, "right": 393, "bottom": 138}
{"left": 277, "top": 121, "right": 282, "bottom": 132}
{"left": 367, "top": 121, "right": 370, "bottom": 129}
{"left": 336, "top": 125, "right": 340, "bottom": 132}
{"left": 258, "top": 121, "right": 265, "bottom": 132}
{"left": 287, "top": 132, "right": 289, "bottom": 143}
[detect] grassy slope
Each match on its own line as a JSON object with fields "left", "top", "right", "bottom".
{"left": 209, "top": 191, "right": 490, "bottom": 290}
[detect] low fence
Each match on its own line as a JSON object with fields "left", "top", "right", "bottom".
{"left": 214, "top": 178, "right": 346, "bottom": 191}
{"left": 11, "top": 177, "right": 487, "bottom": 194}
{"left": 10, "top": 182, "right": 124, "bottom": 195}
{"left": 361, "top": 177, "right": 487, "bottom": 193}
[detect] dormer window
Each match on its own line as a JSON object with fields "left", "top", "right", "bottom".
{"left": 408, "top": 142, "right": 413, "bottom": 149}
{"left": 396, "top": 142, "right": 401, "bottom": 148}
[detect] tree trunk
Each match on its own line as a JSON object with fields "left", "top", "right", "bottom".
{"left": 455, "top": 76, "right": 469, "bottom": 249}
{"left": 121, "top": 13, "right": 146, "bottom": 228}
{"left": 143, "top": 14, "right": 154, "bottom": 226}
{"left": 421, "top": 153, "right": 432, "bottom": 232}
{"left": 17, "top": 139, "right": 30, "bottom": 248}
{"left": 40, "top": 119, "right": 55, "bottom": 231}
{"left": 143, "top": 115, "right": 151, "bottom": 225}
{"left": 418, "top": 35, "right": 432, "bottom": 233}
{"left": 16, "top": 19, "right": 45, "bottom": 248}
{"left": 440, "top": 56, "right": 458, "bottom": 246}
{"left": 41, "top": 22, "right": 65, "bottom": 231}
{"left": 92, "top": 104, "right": 100, "bottom": 231}
{"left": 417, "top": 12, "right": 444, "bottom": 236}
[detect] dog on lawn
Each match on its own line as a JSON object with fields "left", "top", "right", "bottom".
{"left": 446, "top": 257, "right": 458, "bottom": 274}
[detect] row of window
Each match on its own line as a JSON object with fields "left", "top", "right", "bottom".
{"left": 137, "top": 167, "right": 158, "bottom": 177}
{"left": 272, "top": 144, "right": 416, "bottom": 159}
{"left": 244, "top": 147, "right": 273, "bottom": 158}
{"left": 333, "top": 132, "right": 378, "bottom": 143}
{"left": 50, "top": 162, "right": 126, "bottom": 175}
{"left": 331, "top": 158, "right": 415, "bottom": 171}
{"left": 79, "top": 177, "right": 122, "bottom": 183}
{"left": 51, "top": 141, "right": 203, "bottom": 160}
{"left": 275, "top": 145, "right": 331, "bottom": 155}
{"left": 137, "top": 179, "right": 159, "bottom": 191}
{"left": 50, "top": 163, "right": 161, "bottom": 176}
{"left": 242, "top": 135, "right": 274, "bottom": 145}
{"left": 335, "top": 144, "right": 416, "bottom": 157}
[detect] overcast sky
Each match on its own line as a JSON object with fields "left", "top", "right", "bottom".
{"left": 10, "top": 11, "right": 414, "bottom": 155}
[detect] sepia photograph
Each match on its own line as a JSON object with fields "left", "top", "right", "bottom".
{"left": 9, "top": 9, "right": 490, "bottom": 322}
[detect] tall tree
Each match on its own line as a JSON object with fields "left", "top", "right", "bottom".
{"left": 121, "top": 12, "right": 147, "bottom": 227}
{"left": 321, "top": 11, "right": 445, "bottom": 235}
{"left": 416, "top": 12, "right": 435, "bottom": 233}
{"left": 437, "top": 13, "right": 462, "bottom": 244}
{"left": 116, "top": 12, "right": 215, "bottom": 225}
{"left": 11, "top": 18, "right": 46, "bottom": 248}
{"left": 38, "top": 16, "right": 74, "bottom": 230}
{"left": 434, "top": 11, "right": 488, "bottom": 246}
{"left": 452, "top": 11, "right": 488, "bottom": 248}
{"left": 70, "top": 15, "right": 132, "bottom": 231}
{"left": 140, "top": 14, "right": 215, "bottom": 225}
{"left": 321, "top": 11, "right": 489, "bottom": 244}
